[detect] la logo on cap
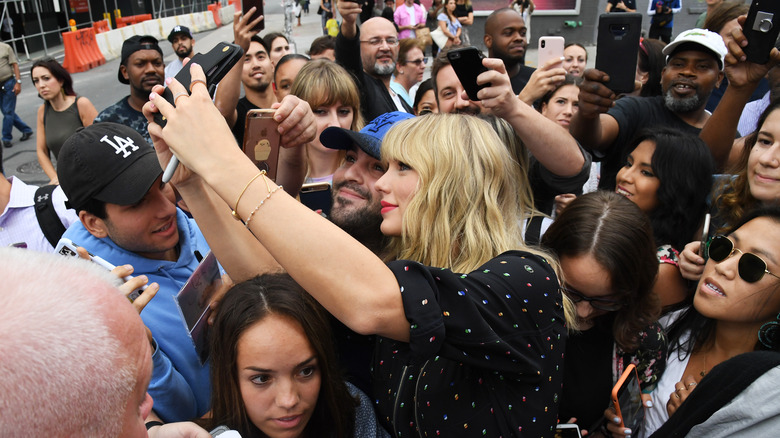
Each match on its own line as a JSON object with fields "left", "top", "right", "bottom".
{"left": 100, "top": 134, "right": 140, "bottom": 158}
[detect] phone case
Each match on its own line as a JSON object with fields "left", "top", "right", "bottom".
{"left": 243, "top": 0, "right": 265, "bottom": 32}
{"left": 744, "top": 0, "right": 780, "bottom": 64}
{"left": 243, "top": 109, "right": 281, "bottom": 181}
{"left": 611, "top": 364, "right": 644, "bottom": 431}
{"left": 538, "top": 36, "right": 565, "bottom": 67}
{"left": 154, "top": 42, "right": 243, "bottom": 127}
{"left": 595, "top": 13, "right": 642, "bottom": 94}
{"left": 447, "top": 47, "right": 490, "bottom": 101}
{"left": 300, "top": 182, "right": 333, "bottom": 215}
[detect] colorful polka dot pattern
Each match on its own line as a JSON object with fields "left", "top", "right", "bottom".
{"left": 372, "top": 251, "right": 568, "bottom": 437}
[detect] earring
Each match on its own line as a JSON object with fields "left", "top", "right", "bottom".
{"left": 758, "top": 313, "right": 780, "bottom": 349}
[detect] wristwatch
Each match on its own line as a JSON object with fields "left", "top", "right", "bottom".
{"left": 15, "top": 79, "right": 20, "bottom": 84}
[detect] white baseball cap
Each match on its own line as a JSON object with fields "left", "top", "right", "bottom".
{"left": 662, "top": 28, "right": 728, "bottom": 70}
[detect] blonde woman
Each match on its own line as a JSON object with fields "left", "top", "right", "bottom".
{"left": 145, "top": 61, "right": 575, "bottom": 436}
{"left": 290, "top": 59, "right": 364, "bottom": 184}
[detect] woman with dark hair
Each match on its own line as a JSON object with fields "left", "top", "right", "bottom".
{"left": 636, "top": 38, "right": 666, "bottom": 97}
{"left": 536, "top": 74, "right": 581, "bottom": 128}
{"left": 412, "top": 78, "right": 437, "bottom": 115}
{"left": 608, "top": 207, "right": 780, "bottom": 437}
{"left": 616, "top": 128, "right": 714, "bottom": 311}
{"left": 31, "top": 58, "right": 97, "bottom": 184}
{"left": 263, "top": 32, "right": 291, "bottom": 66}
{"left": 543, "top": 191, "right": 665, "bottom": 434}
{"left": 680, "top": 100, "right": 780, "bottom": 280}
{"left": 204, "top": 273, "right": 389, "bottom": 438}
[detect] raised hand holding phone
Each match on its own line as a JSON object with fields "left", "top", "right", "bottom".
{"left": 611, "top": 364, "right": 645, "bottom": 434}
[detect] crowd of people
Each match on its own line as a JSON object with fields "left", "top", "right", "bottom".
{"left": 4, "top": 1, "right": 780, "bottom": 437}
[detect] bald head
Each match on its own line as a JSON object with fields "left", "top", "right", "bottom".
{"left": 360, "top": 17, "right": 399, "bottom": 78}
{"left": 0, "top": 249, "right": 152, "bottom": 437}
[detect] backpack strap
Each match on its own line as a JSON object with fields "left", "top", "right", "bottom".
{"left": 524, "top": 215, "right": 544, "bottom": 246}
{"left": 34, "top": 184, "right": 67, "bottom": 248}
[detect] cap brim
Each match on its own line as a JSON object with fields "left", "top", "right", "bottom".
{"left": 167, "top": 31, "right": 189, "bottom": 42}
{"left": 320, "top": 127, "right": 382, "bottom": 160}
{"left": 92, "top": 150, "right": 163, "bottom": 205}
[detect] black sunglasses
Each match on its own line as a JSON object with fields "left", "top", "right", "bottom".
{"left": 560, "top": 287, "right": 624, "bottom": 311}
{"left": 707, "top": 235, "right": 780, "bottom": 283}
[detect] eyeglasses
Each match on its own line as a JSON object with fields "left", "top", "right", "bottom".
{"left": 405, "top": 57, "right": 428, "bottom": 66}
{"left": 707, "top": 235, "right": 780, "bottom": 283}
{"left": 560, "top": 287, "right": 624, "bottom": 311}
{"left": 360, "top": 37, "right": 400, "bottom": 47}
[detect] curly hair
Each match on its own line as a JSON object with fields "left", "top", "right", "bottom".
{"left": 541, "top": 191, "right": 661, "bottom": 351}
{"left": 714, "top": 100, "right": 780, "bottom": 231}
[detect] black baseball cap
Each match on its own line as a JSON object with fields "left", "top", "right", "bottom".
{"left": 320, "top": 112, "right": 415, "bottom": 160}
{"left": 118, "top": 35, "right": 163, "bottom": 84}
{"left": 167, "top": 25, "right": 193, "bottom": 43}
{"left": 57, "top": 123, "right": 163, "bottom": 211}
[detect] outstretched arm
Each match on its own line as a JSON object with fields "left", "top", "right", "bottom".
{"left": 479, "top": 58, "right": 584, "bottom": 177}
{"left": 145, "top": 64, "right": 409, "bottom": 342}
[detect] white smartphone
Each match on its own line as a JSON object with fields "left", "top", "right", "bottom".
{"left": 54, "top": 238, "right": 146, "bottom": 301}
{"left": 555, "top": 423, "right": 582, "bottom": 438}
{"left": 538, "top": 36, "right": 565, "bottom": 67}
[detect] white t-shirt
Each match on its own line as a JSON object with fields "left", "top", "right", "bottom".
{"left": 640, "top": 331, "right": 692, "bottom": 437}
{"left": 405, "top": 4, "right": 417, "bottom": 26}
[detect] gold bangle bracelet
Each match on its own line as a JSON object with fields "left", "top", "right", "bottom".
{"left": 232, "top": 170, "right": 271, "bottom": 221}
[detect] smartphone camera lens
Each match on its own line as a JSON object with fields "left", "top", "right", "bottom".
{"left": 541, "top": 40, "right": 546, "bottom": 48}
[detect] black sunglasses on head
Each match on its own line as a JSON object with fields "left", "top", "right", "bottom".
{"left": 707, "top": 235, "right": 780, "bottom": 283}
{"left": 560, "top": 287, "right": 624, "bottom": 311}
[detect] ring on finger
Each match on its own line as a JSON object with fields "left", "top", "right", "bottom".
{"left": 173, "top": 92, "right": 189, "bottom": 105}
{"left": 189, "top": 78, "right": 207, "bottom": 93}
{"left": 674, "top": 393, "right": 680, "bottom": 399}
{"left": 688, "top": 382, "right": 697, "bottom": 388}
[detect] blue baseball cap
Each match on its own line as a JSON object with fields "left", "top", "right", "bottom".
{"left": 320, "top": 111, "right": 415, "bottom": 160}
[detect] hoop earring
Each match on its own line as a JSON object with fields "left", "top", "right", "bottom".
{"left": 758, "top": 313, "right": 780, "bottom": 349}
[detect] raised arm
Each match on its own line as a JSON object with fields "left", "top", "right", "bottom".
{"left": 145, "top": 64, "right": 409, "bottom": 342}
{"left": 479, "top": 58, "right": 584, "bottom": 177}
{"left": 213, "top": 9, "right": 264, "bottom": 128}
{"left": 568, "top": 68, "right": 621, "bottom": 153}
{"left": 699, "top": 15, "right": 780, "bottom": 170}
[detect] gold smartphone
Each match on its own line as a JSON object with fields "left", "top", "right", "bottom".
{"left": 243, "top": 109, "right": 281, "bottom": 181}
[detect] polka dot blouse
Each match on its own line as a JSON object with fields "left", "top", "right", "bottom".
{"left": 371, "top": 251, "right": 568, "bottom": 437}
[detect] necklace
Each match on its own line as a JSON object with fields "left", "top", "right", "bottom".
{"left": 700, "top": 351, "right": 708, "bottom": 377}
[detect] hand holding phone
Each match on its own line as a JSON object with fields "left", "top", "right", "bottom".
{"left": 611, "top": 364, "right": 645, "bottom": 433}
{"left": 595, "top": 13, "right": 641, "bottom": 94}
{"left": 744, "top": 0, "right": 780, "bottom": 64}
{"left": 55, "top": 238, "right": 147, "bottom": 302}
{"left": 243, "top": 109, "right": 281, "bottom": 181}
{"left": 242, "top": 0, "right": 265, "bottom": 32}
{"left": 447, "top": 47, "right": 490, "bottom": 101}
{"left": 538, "top": 36, "right": 565, "bottom": 68}
{"left": 158, "top": 42, "right": 243, "bottom": 183}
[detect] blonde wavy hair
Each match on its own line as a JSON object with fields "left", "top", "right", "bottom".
{"left": 380, "top": 114, "right": 576, "bottom": 326}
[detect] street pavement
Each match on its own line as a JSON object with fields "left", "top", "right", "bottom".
{"left": 3, "top": 4, "right": 327, "bottom": 184}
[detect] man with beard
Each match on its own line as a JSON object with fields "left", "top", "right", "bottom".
{"left": 335, "top": 0, "right": 413, "bottom": 122}
{"left": 484, "top": 8, "right": 535, "bottom": 94}
{"left": 95, "top": 35, "right": 164, "bottom": 145}
{"left": 165, "top": 25, "right": 194, "bottom": 80}
{"left": 315, "top": 111, "right": 412, "bottom": 395}
{"left": 570, "top": 29, "right": 727, "bottom": 190}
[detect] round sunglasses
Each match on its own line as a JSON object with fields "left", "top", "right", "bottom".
{"left": 707, "top": 235, "right": 780, "bottom": 283}
{"left": 560, "top": 287, "right": 624, "bottom": 311}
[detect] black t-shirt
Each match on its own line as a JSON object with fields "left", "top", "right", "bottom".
{"left": 608, "top": 0, "right": 636, "bottom": 12}
{"left": 232, "top": 96, "right": 259, "bottom": 147}
{"left": 529, "top": 143, "right": 592, "bottom": 215}
{"left": 453, "top": 3, "right": 472, "bottom": 19}
{"left": 509, "top": 64, "right": 536, "bottom": 95}
{"left": 558, "top": 319, "right": 614, "bottom": 432}
{"left": 598, "top": 95, "right": 701, "bottom": 191}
